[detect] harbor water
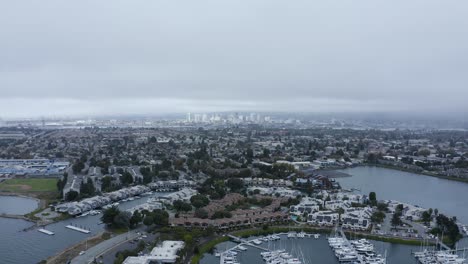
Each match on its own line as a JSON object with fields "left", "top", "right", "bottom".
{"left": 0, "top": 192, "right": 170, "bottom": 264}
{"left": 0, "top": 195, "right": 39, "bottom": 215}
{"left": 336, "top": 166, "right": 468, "bottom": 224}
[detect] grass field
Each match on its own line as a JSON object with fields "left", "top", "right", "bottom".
{"left": 0, "top": 178, "right": 58, "bottom": 192}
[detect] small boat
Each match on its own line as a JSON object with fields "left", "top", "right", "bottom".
{"left": 252, "top": 239, "right": 262, "bottom": 245}
{"left": 237, "top": 245, "right": 247, "bottom": 251}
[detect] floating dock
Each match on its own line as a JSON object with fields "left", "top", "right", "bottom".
{"left": 38, "top": 228, "right": 54, "bottom": 235}
{"left": 65, "top": 225, "right": 90, "bottom": 234}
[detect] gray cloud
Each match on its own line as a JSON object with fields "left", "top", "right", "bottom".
{"left": 0, "top": 0, "right": 467, "bottom": 117}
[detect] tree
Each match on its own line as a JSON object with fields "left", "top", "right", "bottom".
{"left": 432, "top": 214, "right": 461, "bottom": 245}
{"left": 369, "top": 192, "right": 377, "bottom": 205}
{"left": 418, "top": 149, "right": 431, "bottom": 157}
{"left": 396, "top": 204, "right": 404, "bottom": 212}
{"left": 190, "top": 194, "right": 210, "bottom": 209}
{"left": 211, "top": 210, "right": 232, "bottom": 219}
{"left": 421, "top": 210, "right": 431, "bottom": 225}
{"left": 120, "top": 172, "right": 134, "bottom": 186}
{"left": 140, "top": 166, "right": 154, "bottom": 184}
{"left": 183, "top": 234, "right": 193, "bottom": 245}
{"left": 194, "top": 208, "right": 209, "bottom": 219}
{"left": 337, "top": 207, "right": 345, "bottom": 222}
{"left": 246, "top": 148, "right": 254, "bottom": 162}
{"left": 130, "top": 211, "right": 143, "bottom": 228}
{"left": 113, "top": 211, "right": 131, "bottom": 228}
{"left": 153, "top": 209, "right": 169, "bottom": 226}
{"left": 376, "top": 202, "right": 388, "bottom": 212}
{"left": 72, "top": 161, "right": 85, "bottom": 174}
{"left": 101, "top": 206, "right": 121, "bottom": 226}
{"left": 391, "top": 212, "right": 402, "bottom": 227}
{"left": 101, "top": 176, "right": 113, "bottom": 192}
{"left": 57, "top": 173, "right": 68, "bottom": 194}
{"left": 80, "top": 178, "right": 95, "bottom": 197}
{"left": 173, "top": 200, "right": 192, "bottom": 212}
{"left": 226, "top": 178, "right": 244, "bottom": 192}
{"left": 65, "top": 190, "right": 79, "bottom": 201}
{"left": 143, "top": 216, "right": 154, "bottom": 226}
{"left": 371, "top": 211, "right": 386, "bottom": 224}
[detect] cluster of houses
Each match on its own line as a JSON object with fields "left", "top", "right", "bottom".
{"left": 148, "top": 180, "right": 195, "bottom": 191}
{"left": 386, "top": 200, "right": 427, "bottom": 221}
{"left": 289, "top": 191, "right": 373, "bottom": 231}
{"left": 171, "top": 210, "right": 289, "bottom": 230}
{"left": 127, "top": 197, "right": 164, "bottom": 214}
{"left": 341, "top": 208, "right": 373, "bottom": 231}
{"left": 55, "top": 185, "right": 150, "bottom": 215}
{"left": 170, "top": 193, "right": 289, "bottom": 229}
{"left": 157, "top": 188, "right": 198, "bottom": 205}
{"left": 247, "top": 186, "right": 302, "bottom": 198}
{"left": 242, "top": 177, "right": 293, "bottom": 187}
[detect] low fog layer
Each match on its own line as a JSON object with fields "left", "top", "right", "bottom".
{"left": 1, "top": 1, "right": 467, "bottom": 117}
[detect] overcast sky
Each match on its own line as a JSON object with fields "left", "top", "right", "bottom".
{"left": 1, "top": 0, "right": 467, "bottom": 118}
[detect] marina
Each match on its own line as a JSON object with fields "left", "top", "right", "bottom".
{"left": 328, "top": 235, "right": 386, "bottom": 263}
{"left": 413, "top": 249, "right": 467, "bottom": 264}
{"left": 218, "top": 232, "right": 329, "bottom": 264}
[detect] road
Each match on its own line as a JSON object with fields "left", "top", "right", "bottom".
{"left": 70, "top": 230, "right": 140, "bottom": 264}
{"left": 99, "top": 233, "right": 158, "bottom": 264}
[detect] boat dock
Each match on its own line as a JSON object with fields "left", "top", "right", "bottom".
{"left": 226, "top": 234, "right": 269, "bottom": 251}
{"left": 65, "top": 225, "right": 90, "bottom": 234}
{"left": 413, "top": 249, "right": 467, "bottom": 263}
{"left": 38, "top": 228, "right": 54, "bottom": 235}
{"left": 220, "top": 232, "right": 319, "bottom": 264}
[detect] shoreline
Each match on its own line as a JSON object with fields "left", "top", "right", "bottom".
{"left": 0, "top": 192, "right": 42, "bottom": 224}
{"left": 0, "top": 191, "right": 64, "bottom": 225}
{"left": 363, "top": 163, "right": 468, "bottom": 184}
{"left": 327, "top": 163, "right": 468, "bottom": 185}
{"left": 46, "top": 232, "right": 108, "bottom": 264}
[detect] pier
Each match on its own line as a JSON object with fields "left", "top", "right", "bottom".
{"left": 65, "top": 225, "right": 90, "bottom": 234}
{"left": 38, "top": 228, "right": 54, "bottom": 235}
{"left": 437, "top": 239, "right": 451, "bottom": 251}
{"left": 220, "top": 232, "right": 319, "bottom": 264}
{"left": 219, "top": 234, "right": 277, "bottom": 264}
{"left": 226, "top": 234, "right": 269, "bottom": 251}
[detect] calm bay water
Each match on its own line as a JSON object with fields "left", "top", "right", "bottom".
{"left": 336, "top": 166, "right": 468, "bottom": 224}
{"left": 0, "top": 195, "right": 39, "bottom": 215}
{"left": 0, "top": 192, "right": 170, "bottom": 264}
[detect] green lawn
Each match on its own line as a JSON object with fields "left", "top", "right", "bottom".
{"left": 0, "top": 178, "right": 58, "bottom": 192}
